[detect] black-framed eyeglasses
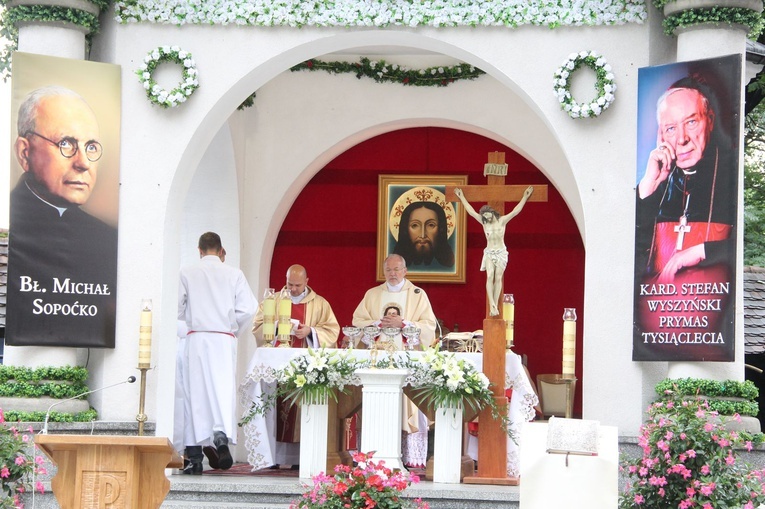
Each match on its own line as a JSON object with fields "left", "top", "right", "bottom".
{"left": 25, "top": 131, "right": 103, "bottom": 162}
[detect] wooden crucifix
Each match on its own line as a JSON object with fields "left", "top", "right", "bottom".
{"left": 446, "top": 151, "right": 547, "bottom": 485}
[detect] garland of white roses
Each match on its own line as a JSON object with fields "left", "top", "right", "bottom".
{"left": 553, "top": 51, "right": 616, "bottom": 119}
{"left": 115, "top": 0, "right": 647, "bottom": 28}
{"left": 136, "top": 46, "right": 199, "bottom": 108}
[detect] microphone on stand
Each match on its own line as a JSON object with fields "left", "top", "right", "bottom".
{"left": 40, "top": 376, "right": 137, "bottom": 435}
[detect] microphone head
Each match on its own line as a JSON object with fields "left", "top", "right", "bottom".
{"left": 127, "top": 376, "right": 137, "bottom": 383}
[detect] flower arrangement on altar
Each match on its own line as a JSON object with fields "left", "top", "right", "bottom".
{"left": 0, "top": 409, "right": 45, "bottom": 508}
{"left": 136, "top": 46, "right": 199, "bottom": 109}
{"left": 553, "top": 50, "right": 615, "bottom": 119}
{"left": 405, "top": 348, "right": 511, "bottom": 437}
{"left": 291, "top": 451, "right": 428, "bottom": 509}
{"left": 240, "top": 348, "right": 364, "bottom": 425}
{"left": 619, "top": 388, "right": 765, "bottom": 509}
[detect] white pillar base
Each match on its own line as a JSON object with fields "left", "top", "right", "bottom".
{"left": 298, "top": 393, "right": 329, "bottom": 479}
{"left": 433, "top": 405, "right": 463, "bottom": 483}
{"left": 356, "top": 368, "right": 408, "bottom": 471}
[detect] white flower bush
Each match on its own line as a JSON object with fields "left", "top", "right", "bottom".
{"left": 135, "top": 46, "right": 199, "bottom": 109}
{"left": 116, "top": 0, "right": 648, "bottom": 28}
{"left": 553, "top": 50, "right": 616, "bottom": 119}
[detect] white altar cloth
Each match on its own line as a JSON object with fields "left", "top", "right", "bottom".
{"left": 238, "top": 348, "right": 538, "bottom": 477}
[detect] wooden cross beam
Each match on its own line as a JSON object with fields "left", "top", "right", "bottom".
{"left": 448, "top": 151, "right": 548, "bottom": 486}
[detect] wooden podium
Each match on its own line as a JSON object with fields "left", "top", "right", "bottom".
{"left": 36, "top": 435, "right": 183, "bottom": 509}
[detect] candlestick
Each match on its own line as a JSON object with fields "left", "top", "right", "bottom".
{"left": 137, "top": 298, "right": 152, "bottom": 436}
{"left": 138, "top": 299, "right": 152, "bottom": 369}
{"left": 562, "top": 308, "right": 577, "bottom": 378}
{"left": 262, "top": 288, "right": 276, "bottom": 345}
{"left": 503, "top": 294, "right": 515, "bottom": 349}
{"left": 278, "top": 288, "right": 292, "bottom": 319}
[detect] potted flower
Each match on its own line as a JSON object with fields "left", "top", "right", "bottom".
{"left": 0, "top": 409, "right": 46, "bottom": 508}
{"left": 405, "top": 348, "right": 509, "bottom": 482}
{"left": 619, "top": 387, "right": 765, "bottom": 508}
{"left": 241, "top": 348, "right": 365, "bottom": 477}
{"left": 291, "top": 451, "right": 428, "bottom": 509}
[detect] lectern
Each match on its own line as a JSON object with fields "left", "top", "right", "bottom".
{"left": 35, "top": 435, "right": 183, "bottom": 509}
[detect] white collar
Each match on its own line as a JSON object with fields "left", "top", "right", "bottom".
{"left": 27, "top": 181, "right": 68, "bottom": 217}
{"left": 386, "top": 279, "right": 406, "bottom": 292}
{"left": 290, "top": 289, "right": 307, "bottom": 304}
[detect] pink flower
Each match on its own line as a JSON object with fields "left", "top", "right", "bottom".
{"left": 725, "top": 454, "right": 735, "bottom": 466}
{"left": 686, "top": 449, "right": 696, "bottom": 458}
{"left": 36, "top": 481, "right": 44, "bottom": 494}
{"left": 746, "top": 441, "right": 753, "bottom": 452}
{"left": 701, "top": 465, "right": 711, "bottom": 475}
{"left": 664, "top": 431, "right": 674, "bottom": 440}
{"left": 703, "top": 504, "right": 713, "bottom": 509}
{"left": 14, "top": 456, "right": 25, "bottom": 466}
{"left": 679, "top": 499, "right": 693, "bottom": 509}
{"left": 21, "top": 435, "right": 29, "bottom": 443}
{"left": 686, "top": 486, "right": 696, "bottom": 497}
{"left": 634, "top": 494, "right": 644, "bottom": 505}
{"left": 658, "top": 488, "right": 665, "bottom": 497}
{"left": 704, "top": 422, "right": 714, "bottom": 432}
{"left": 1, "top": 467, "right": 9, "bottom": 478}
{"left": 699, "top": 483, "right": 716, "bottom": 496}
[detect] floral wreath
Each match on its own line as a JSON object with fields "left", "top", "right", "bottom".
{"left": 136, "top": 46, "right": 199, "bottom": 108}
{"left": 388, "top": 187, "right": 456, "bottom": 241}
{"left": 553, "top": 51, "right": 615, "bottom": 119}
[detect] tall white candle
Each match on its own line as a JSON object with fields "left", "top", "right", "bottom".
{"left": 562, "top": 308, "right": 577, "bottom": 378}
{"left": 138, "top": 299, "right": 152, "bottom": 368}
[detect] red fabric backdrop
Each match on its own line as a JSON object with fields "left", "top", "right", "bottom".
{"left": 268, "top": 127, "right": 585, "bottom": 415}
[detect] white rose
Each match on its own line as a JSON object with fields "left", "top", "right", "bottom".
{"left": 178, "top": 50, "right": 188, "bottom": 59}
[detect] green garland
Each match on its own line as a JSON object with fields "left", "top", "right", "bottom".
{"left": 3, "top": 408, "right": 98, "bottom": 423}
{"left": 655, "top": 2, "right": 765, "bottom": 36}
{"left": 0, "top": 381, "right": 88, "bottom": 399}
{"left": 238, "top": 58, "right": 485, "bottom": 110}
{"left": 655, "top": 377, "right": 759, "bottom": 401}
{"left": 5, "top": 5, "right": 99, "bottom": 32}
{"left": 0, "top": 365, "right": 88, "bottom": 384}
{"left": 290, "top": 57, "right": 485, "bottom": 87}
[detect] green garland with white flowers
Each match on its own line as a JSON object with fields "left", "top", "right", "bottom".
{"left": 553, "top": 50, "right": 616, "bottom": 119}
{"left": 136, "top": 46, "right": 199, "bottom": 108}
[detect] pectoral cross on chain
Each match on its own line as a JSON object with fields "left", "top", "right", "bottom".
{"left": 674, "top": 215, "right": 691, "bottom": 251}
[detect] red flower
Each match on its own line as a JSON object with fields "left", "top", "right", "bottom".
{"left": 307, "top": 60, "right": 314, "bottom": 68}
{"left": 332, "top": 482, "right": 348, "bottom": 495}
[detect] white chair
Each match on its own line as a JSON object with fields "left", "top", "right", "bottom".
{"left": 536, "top": 374, "right": 576, "bottom": 419}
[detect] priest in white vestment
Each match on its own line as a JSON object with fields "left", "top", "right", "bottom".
{"left": 352, "top": 254, "right": 437, "bottom": 467}
{"left": 178, "top": 232, "right": 257, "bottom": 473}
{"left": 251, "top": 264, "right": 340, "bottom": 467}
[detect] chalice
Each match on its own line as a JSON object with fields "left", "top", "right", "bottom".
{"left": 341, "top": 326, "right": 360, "bottom": 349}
{"left": 401, "top": 326, "right": 420, "bottom": 351}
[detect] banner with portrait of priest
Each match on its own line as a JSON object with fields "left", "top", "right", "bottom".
{"left": 633, "top": 54, "right": 740, "bottom": 362}
{"left": 6, "top": 53, "right": 121, "bottom": 348}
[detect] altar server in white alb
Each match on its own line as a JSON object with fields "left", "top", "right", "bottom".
{"left": 178, "top": 232, "right": 257, "bottom": 474}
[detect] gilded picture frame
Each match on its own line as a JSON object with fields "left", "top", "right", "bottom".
{"left": 377, "top": 175, "right": 467, "bottom": 283}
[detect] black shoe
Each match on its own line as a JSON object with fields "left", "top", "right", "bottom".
{"left": 213, "top": 432, "right": 233, "bottom": 470}
{"left": 182, "top": 461, "right": 203, "bottom": 475}
{"left": 203, "top": 446, "right": 220, "bottom": 470}
{"left": 216, "top": 443, "right": 233, "bottom": 470}
{"left": 268, "top": 464, "right": 280, "bottom": 470}
{"left": 290, "top": 465, "right": 299, "bottom": 471}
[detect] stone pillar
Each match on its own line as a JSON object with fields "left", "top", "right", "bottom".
{"left": 3, "top": 0, "right": 99, "bottom": 368}
{"left": 662, "top": 0, "right": 761, "bottom": 382}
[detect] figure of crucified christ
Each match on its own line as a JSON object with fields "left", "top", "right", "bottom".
{"left": 454, "top": 186, "right": 534, "bottom": 316}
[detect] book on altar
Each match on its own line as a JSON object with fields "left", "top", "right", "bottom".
{"left": 545, "top": 416, "right": 599, "bottom": 456}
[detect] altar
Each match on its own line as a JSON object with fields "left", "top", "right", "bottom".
{"left": 238, "top": 348, "right": 538, "bottom": 477}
